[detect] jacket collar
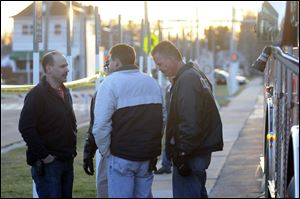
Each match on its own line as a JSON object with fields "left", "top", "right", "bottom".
{"left": 114, "top": 64, "right": 138, "bottom": 73}
{"left": 41, "top": 76, "right": 68, "bottom": 93}
{"left": 173, "top": 62, "right": 194, "bottom": 82}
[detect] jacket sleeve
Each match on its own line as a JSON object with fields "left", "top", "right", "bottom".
{"left": 92, "top": 79, "right": 116, "bottom": 156}
{"left": 18, "top": 89, "right": 49, "bottom": 159}
{"left": 161, "top": 86, "right": 168, "bottom": 130}
{"left": 175, "top": 74, "right": 208, "bottom": 154}
{"left": 83, "top": 93, "right": 98, "bottom": 159}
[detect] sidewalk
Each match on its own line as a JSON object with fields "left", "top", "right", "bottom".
{"left": 209, "top": 94, "right": 264, "bottom": 197}
{"left": 152, "top": 77, "right": 264, "bottom": 198}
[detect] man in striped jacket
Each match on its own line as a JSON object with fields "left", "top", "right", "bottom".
{"left": 92, "top": 44, "right": 164, "bottom": 198}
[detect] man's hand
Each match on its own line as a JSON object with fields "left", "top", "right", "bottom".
{"left": 173, "top": 152, "right": 191, "bottom": 176}
{"left": 42, "top": 154, "right": 55, "bottom": 164}
{"left": 83, "top": 158, "right": 94, "bottom": 175}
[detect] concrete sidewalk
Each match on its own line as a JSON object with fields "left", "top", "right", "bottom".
{"left": 209, "top": 94, "right": 264, "bottom": 198}
{"left": 152, "top": 77, "right": 264, "bottom": 198}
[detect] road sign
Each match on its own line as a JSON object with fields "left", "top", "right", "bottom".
{"left": 143, "top": 33, "right": 159, "bottom": 54}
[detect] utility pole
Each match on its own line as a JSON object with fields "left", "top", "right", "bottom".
{"left": 182, "top": 28, "right": 187, "bottom": 63}
{"left": 26, "top": 53, "right": 31, "bottom": 84}
{"left": 108, "top": 23, "right": 113, "bottom": 50}
{"left": 157, "top": 20, "right": 163, "bottom": 88}
{"left": 144, "top": 1, "right": 151, "bottom": 76}
{"left": 228, "top": 6, "right": 239, "bottom": 96}
{"left": 95, "top": 6, "right": 100, "bottom": 73}
{"left": 66, "top": 1, "right": 73, "bottom": 82}
{"left": 158, "top": 20, "right": 162, "bottom": 42}
{"left": 230, "top": 7, "right": 235, "bottom": 54}
{"left": 195, "top": 7, "right": 200, "bottom": 60}
{"left": 118, "top": 14, "right": 122, "bottom": 43}
{"left": 190, "top": 23, "right": 193, "bottom": 61}
{"left": 80, "top": 6, "right": 87, "bottom": 78}
{"left": 176, "top": 33, "right": 180, "bottom": 50}
{"left": 33, "top": 1, "right": 42, "bottom": 85}
{"left": 139, "top": 19, "right": 144, "bottom": 72}
{"left": 44, "top": 1, "right": 51, "bottom": 52}
{"left": 211, "top": 30, "right": 216, "bottom": 93}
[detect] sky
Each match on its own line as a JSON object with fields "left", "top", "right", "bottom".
{"left": 1, "top": 1, "right": 264, "bottom": 38}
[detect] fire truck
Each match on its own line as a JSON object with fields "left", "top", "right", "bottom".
{"left": 252, "top": 1, "right": 299, "bottom": 198}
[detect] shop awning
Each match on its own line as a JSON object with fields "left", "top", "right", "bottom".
{"left": 10, "top": 51, "right": 45, "bottom": 61}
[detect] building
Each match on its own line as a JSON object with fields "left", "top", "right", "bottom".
{"left": 10, "top": 1, "right": 98, "bottom": 84}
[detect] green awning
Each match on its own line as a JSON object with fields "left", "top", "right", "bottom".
{"left": 10, "top": 51, "right": 45, "bottom": 61}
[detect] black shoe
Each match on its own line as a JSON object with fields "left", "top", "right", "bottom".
{"left": 154, "top": 167, "right": 171, "bottom": 174}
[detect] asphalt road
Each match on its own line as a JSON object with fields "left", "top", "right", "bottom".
{"left": 1, "top": 91, "right": 93, "bottom": 149}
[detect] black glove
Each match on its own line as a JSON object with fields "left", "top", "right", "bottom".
{"left": 173, "top": 152, "right": 191, "bottom": 176}
{"left": 83, "top": 158, "right": 94, "bottom": 175}
{"left": 83, "top": 135, "right": 97, "bottom": 176}
{"left": 148, "top": 157, "right": 158, "bottom": 172}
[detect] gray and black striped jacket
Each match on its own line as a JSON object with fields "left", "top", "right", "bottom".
{"left": 92, "top": 65, "right": 164, "bottom": 161}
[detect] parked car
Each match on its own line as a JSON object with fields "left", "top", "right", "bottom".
{"left": 214, "top": 68, "right": 248, "bottom": 85}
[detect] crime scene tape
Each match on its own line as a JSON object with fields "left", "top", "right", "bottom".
{"left": 1, "top": 73, "right": 106, "bottom": 94}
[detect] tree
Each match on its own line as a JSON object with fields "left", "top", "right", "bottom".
{"left": 1, "top": 31, "right": 12, "bottom": 56}
{"left": 204, "top": 26, "right": 230, "bottom": 52}
{"left": 238, "top": 12, "right": 263, "bottom": 76}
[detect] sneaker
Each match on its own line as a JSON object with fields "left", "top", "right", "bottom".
{"left": 154, "top": 167, "right": 171, "bottom": 174}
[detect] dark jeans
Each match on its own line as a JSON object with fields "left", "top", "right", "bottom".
{"left": 31, "top": 158, "right": 74, "bottom": 198}
{"left": 173, "top": 153, "right": 211, "bottom": 198}
{"left": 161, "top": 149, "right": 172, "bottom": 171}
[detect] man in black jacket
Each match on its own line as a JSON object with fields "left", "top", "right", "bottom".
{"left": 83, "top": 87, "right": 109, "bottom": 198}
{"left": 82, "top": 60, "right": 114, "bottom": 198}
{"left": 152, "top": 41, "right": 223, "bottom": 198}
{"left": 19, "top": 51, "right": 77, "bottom": 198}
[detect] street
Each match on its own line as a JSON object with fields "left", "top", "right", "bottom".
{"left": 1, "top": 90, "right": 93, "bottom": 149}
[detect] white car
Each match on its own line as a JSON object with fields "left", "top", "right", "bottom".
{"left": 214, "top": 68, "right": 248, "bottom": 85}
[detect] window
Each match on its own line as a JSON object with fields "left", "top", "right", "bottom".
{"left": 22, "top": 25, "right": 28, "bottom": 35}
{"left": 54, "top": 24, "right": 61, "bottom": 35}
{"left": 22, "top": 25, "right": 34, "bottom": 35}
{"left": 30, "top": 25, "right": 33, "bottom": 35}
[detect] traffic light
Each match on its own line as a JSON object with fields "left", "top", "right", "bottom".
{"left": 231, "top": 54, "right": 238, "bottom": 62}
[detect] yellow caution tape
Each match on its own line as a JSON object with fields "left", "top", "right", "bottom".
{"left": 1, "top": 73, "right": 106, "bottom": 94}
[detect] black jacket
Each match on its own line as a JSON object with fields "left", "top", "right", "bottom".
{"left": 19, "top": 77, "right": 77, "bottom": 166}
{"left": 166, "top": 62, "right": 223, "bottom": 158}
{"left": 83, "top": 92, "right": 97, "bottom": 160}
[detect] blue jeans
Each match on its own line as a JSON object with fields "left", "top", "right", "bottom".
{"left": 161, "top": 149, "right": 172, "bottom": 171}
{"left": 107, "top": 155, "right": 154, "bottom": 198}
{"left": 31, "top": 158, "right": 74, "bottom": 198}
{"left": 173, "top": 153, "right": 211, "bottom": 198}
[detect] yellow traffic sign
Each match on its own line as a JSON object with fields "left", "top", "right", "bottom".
{"left": 143, "top": 33, "right": 159, "bottom": 54}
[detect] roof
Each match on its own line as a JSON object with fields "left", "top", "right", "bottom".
{"left": 12, "top": 1, "right": 84, "bottom": 18}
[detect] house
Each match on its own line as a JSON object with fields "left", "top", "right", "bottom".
{"left": 10, "top": 1, "right": 99, "bottom": 83}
